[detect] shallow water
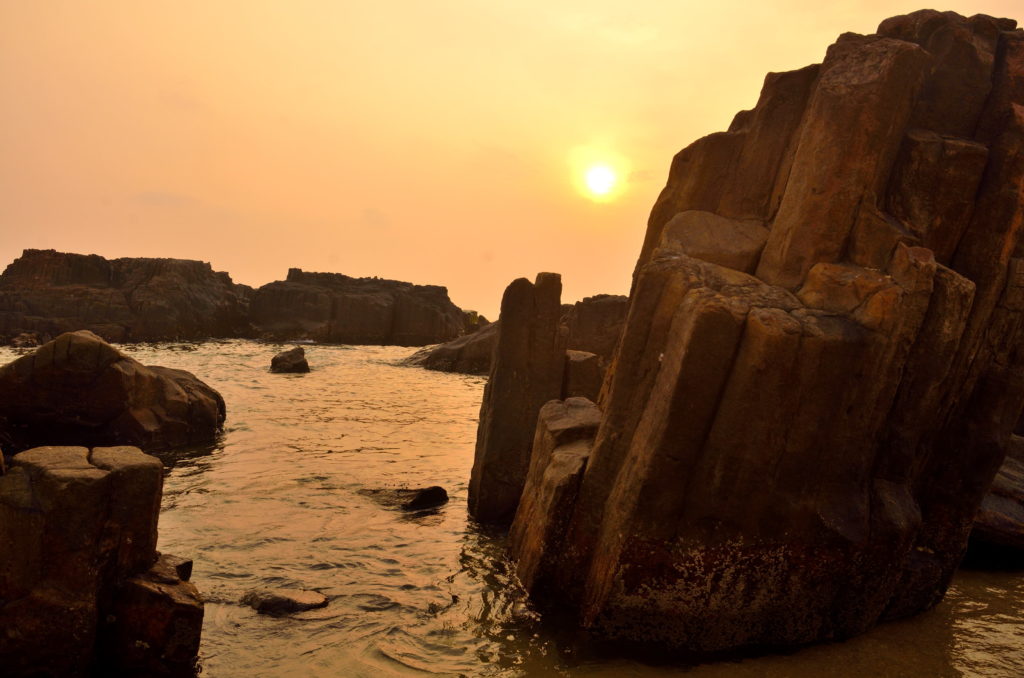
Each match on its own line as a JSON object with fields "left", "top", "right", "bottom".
{"left": 6, "top": 340, "right": 1021, "bottom": 676}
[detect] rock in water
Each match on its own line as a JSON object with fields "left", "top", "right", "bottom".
{"left": 0, "top": 330, "right": 225, "bottom": 452}
{"left": 0, "top": 248, "right": 252, "bottom": 343}
{"left": 0, "top": 446, "right": 203, "bottom": 677}
{"left": 270, "top": 346, "right": 311, "bottom": 373}
{"left": 242, "top": 589, "right": 329, "bottom": 616}
{"left": 402, "top": 321, "right": 499, "bottom": 375}
{"left": 486, "top": 10, "right": 1024, "bottom": 654}
{"left": 358, "top": 486, "right": 450, "bottom": 511}
{"left": 250, "top": 268, "right": 465, "bottom": 346}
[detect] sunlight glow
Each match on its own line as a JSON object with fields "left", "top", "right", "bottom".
{"left": 585, "top": 165, "right": 617, "bottom": 196}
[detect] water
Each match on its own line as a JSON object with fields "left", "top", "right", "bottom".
{"left": 4, "top": 340, "right": 1022, "bottom": 676}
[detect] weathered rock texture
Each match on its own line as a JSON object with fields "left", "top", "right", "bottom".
{"left": 270, "top": 346, "right": 311, "bottom": 373}
{"left": 0, "top": 445, "right": 203, "bottom": 677}
{"left": 250, "top": 268, "right": 465, "bottom": 346}
{"left": 490, "top": 10, "right": 1024, "bottom": 653}
{"left": 0, "top": 331, "right": 225, "bottom": 453}
{"left": 0, "top": 249, "right": 252, "bottom": 343}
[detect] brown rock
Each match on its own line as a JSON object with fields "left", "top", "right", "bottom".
{"left": 972, "top": 436, "right": 1024, "bottom": 552}
{"left": 402, "top": 321, "right": 498, "bottom": 375}
{"left": 468, "top": 273, "right": 567, "bottom": 524}
{"left": 270, "top": 346, "right": 311, "bottom": 373}
{"left": 659, "top": 210, "right": 768, "bottom": 273}
{"left": 563, "top": 350, "right": 603, "bottom": 402}
{"left": 0, "top": 330, "right": 225, "bottom": 453}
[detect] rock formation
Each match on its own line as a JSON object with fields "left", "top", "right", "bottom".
{"left": 478, "top": 10, "right": 1024, "bottom": 653}
{"left": 270, "top": 346, "right": 311, "bottom": 373}
{"left": 242, "top": 589, "right": 328, "bottom": 616}
{"left": 971, "top": 434, "right": 1024, "bottom": 554}
{"left": 404, "top": 294, "right": 628, "bottom": 376}
{"left": 0, "top": 445, "right": 203, "bottom": 676}
{"left": 0, "top": 331, "right": 225, "bottom": 453}
{"left": 250, "top": 268, "right": 465, "bottom": 346}
{"left": 0, "top": 249, "right": 252, "bottom": 343}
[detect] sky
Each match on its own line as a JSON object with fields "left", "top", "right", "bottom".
{"left": 2, "top": 1, "right": 1022, "bottom": 318}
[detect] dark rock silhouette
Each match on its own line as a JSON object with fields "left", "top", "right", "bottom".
{"left": 0, "top": 249, "right": 252, "bottom": 343}
{"left": 402, "top": 321, "right": 499, "bottom": 375}
{"left": 477, "top": 10, "right": 1024, "bottom": 654}
{"left": 972, "top": 435, "right": 1024, "bottom": 554}
{"left": 250, "top": 268, "right": 465, "bottom": 346}
{"left": 0, "top": 331, "right": 225, "bottom": 453}
{"left": 242, "top": 589, "right": 328, "bottom": 616}
{"left": 358, "top": 486, "right": 450, "bottom": 511}
{"left": 270, "top": 346, "right": 311, "bottom": 373}
{"left": 0, "top": 445, "right": 203, "bottom": 676}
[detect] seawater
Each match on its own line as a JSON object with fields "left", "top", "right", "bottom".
{"left": 4, "top": 340, "right": 1021, "bottom": 677}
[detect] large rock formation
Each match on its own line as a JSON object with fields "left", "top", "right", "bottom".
{"left": 0, "top": 249, "right": 252, "bottom": 343}
{"left": 0, "top": 331, "right": 225, "bottom": 453}
{"left": 483, "top": 10, "right": 1024, "bottom": 654}
{"left": 250, "top": 268, "right": 466, "bottom": 346}
{"left": 0, "top": 445, "right": 203, "bottom": 677}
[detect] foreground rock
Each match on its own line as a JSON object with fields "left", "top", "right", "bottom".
{"left": 251, "top": 268, "right": 466, "bottom": 346}
{"left": 0, "top": 330, "right": 225, "bottom": 453}
{"left": 0, "top": 446, "right": 203, "bottom": 677}
{"left": 480, "top": 10, "right": 1024, "bottom": 654}
{"left": 403, "top": 321, "right": 499, "bottom": 375}
{"left": 242, "top": 589, "right": 328, "bottom": 616}
{"left": 270, "top": 346, "right": 311, "bottom": 373}
{"left": 359, "top": 486, "right": 450, "bottom": 511}
{"left": 0, "top": 248, "right": 252, "bottom": 343}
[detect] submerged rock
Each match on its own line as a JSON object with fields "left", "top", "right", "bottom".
{"left": 483, "top": 10, "right": 1024, "bottom": 655}
{"left": 0, "top": 330, "right": 225, "bottom": 453}
{"left": 270, "top": 346, "right": 311, "bottom": 373}
{"left": 359, "top": 486, "right": 450, "bottom": 511}
{"left": 242, "top": 588, "right": 329, "bottom": 616}
{"left": 0, "top": 446, "right": 203, "bottom": 677}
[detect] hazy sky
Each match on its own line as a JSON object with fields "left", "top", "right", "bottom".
{"left": 2, "top": 1, "right": 1021, "bottom": 317}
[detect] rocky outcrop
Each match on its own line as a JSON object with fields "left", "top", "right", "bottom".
{"left": 270, "top": 346, "right": 311, "bottom": 373}
{"left": 0, "top": 445, "right": 203, "bottom": 677}
{"left": 0, "top": 249, "right": 252, "bottom": 343}
{"left": 250, "top": 268, "right": 465, "bottom": 346}
{"left": 403, "top": 321, "right": 499, "bottom": 375}
{"left": 404, "top": 294, "right": 628, "bottom": 377}
{"left": 0, "top": 331, "right": 225, "bottom": 453}
{"left": 242, "top": 589, "right": 328, "bottom": 616}
{"left": 485, "top": 10, "right": 1024, "bottom": 654}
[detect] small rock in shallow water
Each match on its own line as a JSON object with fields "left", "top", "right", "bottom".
{"left": 358, "top": 486, "right": 449, "bottom": 511}
{"left": 270, "top": 346, "right": 310, "bottom": 373}
{"left": 241, "top": 588, "right": 328, "bottom": 616}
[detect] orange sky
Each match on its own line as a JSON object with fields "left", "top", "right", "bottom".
{"left": 2, "top": 1, "right": 1021, "bottom": 317}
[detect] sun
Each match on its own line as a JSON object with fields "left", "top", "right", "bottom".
{"left": 585, "top": 165, "right": 617, "bottom": 197}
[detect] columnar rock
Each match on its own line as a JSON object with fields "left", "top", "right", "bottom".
{"left": 468, "top": 273, "right": 567, "bottom": 524}
{"left": 0, "top": 249, "right": 252, "bottom": 343}
{"left": 0, "top": 330, "right": 225, "bottom": 453}
{"left": 502, "top": 10, "right": 1024, "bottom": 653}
{"left": 0, "top": 446, "right": 203, "bottom": 676}
{"left": 250, "top": 268, "right": 465, "bottom": 346}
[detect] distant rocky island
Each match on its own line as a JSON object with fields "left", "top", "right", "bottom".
{"left": 0, "top": 249, "right": 481, "bottom": 346}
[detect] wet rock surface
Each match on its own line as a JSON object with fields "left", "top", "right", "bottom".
{"left": 478, "top": 9, "right": 1024, "bottom": 654}
{"left": 270, "top": 346, "right": 311, "bottom": 373}
{"left": 0, "top": 445, "right": 202, "bottom": 677}
{"left": 242, "top": 588, "right": 329, "bottom": 616}
{"left": 0, "top": 330, "right": 225, "bottom": 453}
{"left": 359, "top": 485, "right": 450, "bottom": 511}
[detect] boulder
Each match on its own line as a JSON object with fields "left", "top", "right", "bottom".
{"left": 491, "top": 10, "right": 1024, "bottom": 654}
{"left": 250, "top": 268, "right": 465, "bottom": 346}
{"left": 242, "top": 588, "right": 328, "bottom": 616}
{"left": 0, "top": 446, "right": 202, "bottom": 677}
{"left": 270, "top": 346, "right": 310, "bottom": 373}
{"left": 0, "top": 330, "right": 225, "bottom": 453}
{"left": 0, "top": 249, "right": 252, "bottom": 343}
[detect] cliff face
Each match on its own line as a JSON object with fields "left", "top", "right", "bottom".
{"left": 0, "top": 249, "right": 252, "bottom": 343}
{"left": 248, "top": 268, "right": 466, "bottom": 346}
{"left": 476, "top": 10, "right": 1024, "bottom": 653}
